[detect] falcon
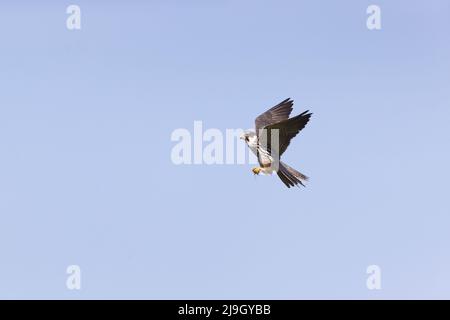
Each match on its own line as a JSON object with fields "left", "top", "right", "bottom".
{"left": 240, "top": 98, "right": 312, "bottom": 188}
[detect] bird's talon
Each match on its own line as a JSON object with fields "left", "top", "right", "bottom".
{"left": 252, "top": 167, "right": 262, "bottom": 175}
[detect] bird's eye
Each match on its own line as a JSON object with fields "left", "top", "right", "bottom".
{"left": 245, "top": 137, "right": 249, "bottom": 142}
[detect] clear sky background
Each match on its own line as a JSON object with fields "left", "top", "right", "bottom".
{"left": 1, "top": 1, "right": 449, "bottom": 299}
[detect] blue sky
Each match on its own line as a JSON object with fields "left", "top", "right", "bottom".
{"left": 0, "top": 0, "right": 449, "bottom": 299}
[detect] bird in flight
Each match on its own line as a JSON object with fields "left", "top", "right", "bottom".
{"left": 240, "top": 98, "right": 312, "bottom": 188}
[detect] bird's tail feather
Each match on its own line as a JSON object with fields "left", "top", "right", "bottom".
{"left": 277, "top": 161, "right": 309, "bottom": 188}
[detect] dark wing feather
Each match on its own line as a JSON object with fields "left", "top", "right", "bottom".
{"left": 255, "top": 98, "right": 293, "bottom": 132}
{"left": 259, "top": 110, "right": 312, "bottom": 156}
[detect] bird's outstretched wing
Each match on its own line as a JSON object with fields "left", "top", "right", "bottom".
{"left": 259, "top": 110, "right": 312, "bottom": 156}
{"left": 255, "top": 98, "right": 293, "bottom": 132}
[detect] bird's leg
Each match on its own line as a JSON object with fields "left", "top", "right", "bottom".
{"left": 252, "top": 167, "right": 262, "bottom": 175}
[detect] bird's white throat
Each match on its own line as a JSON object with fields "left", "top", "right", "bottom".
{"left": 246, "top": 135, "right": 259, "bottom": 154}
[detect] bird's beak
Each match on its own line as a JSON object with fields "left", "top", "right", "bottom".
{"left": 239, "top": 134, "right": 245, "bottom": 140}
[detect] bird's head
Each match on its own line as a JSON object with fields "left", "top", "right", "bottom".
{"left": 240, "top": 131, "right": 257, "bottom": 145}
